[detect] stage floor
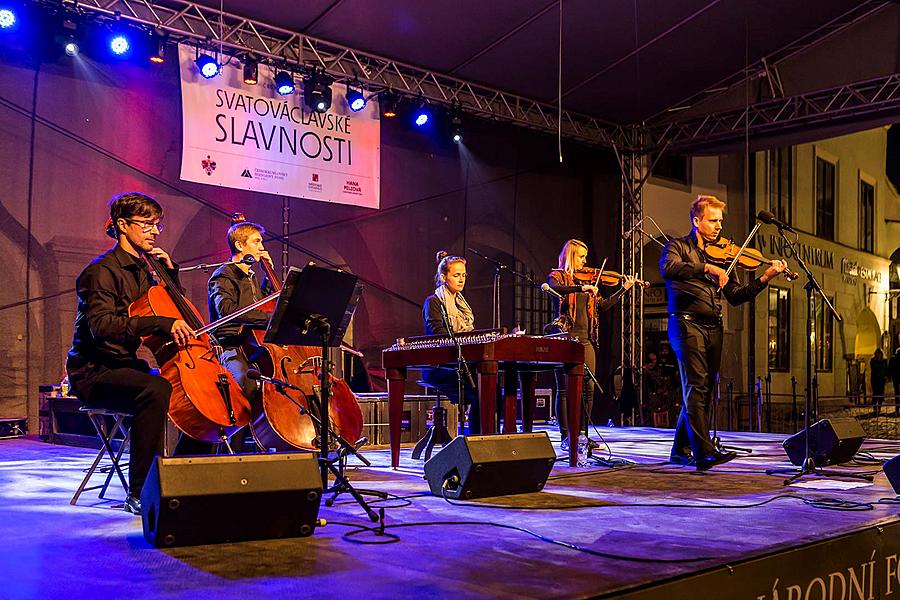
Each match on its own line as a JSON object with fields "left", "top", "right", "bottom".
{"left": 1, "top": 427, "right": 898, "bottom": 599}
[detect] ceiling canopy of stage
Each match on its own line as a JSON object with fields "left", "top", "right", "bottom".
{"left": 182, "top": 0, "right": 900, "bottom": 153}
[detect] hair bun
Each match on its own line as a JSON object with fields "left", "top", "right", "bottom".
{"left": 435, "top": 250, "right": 448, "bottom": 264}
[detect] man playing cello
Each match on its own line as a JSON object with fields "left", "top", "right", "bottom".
{"left": 66, "top": 192, "right": 193, "bottom": 515}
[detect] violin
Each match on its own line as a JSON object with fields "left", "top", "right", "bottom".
{"left": 573, "top": 267, "right": 651, "bottom": 288}
{"left": 703, "top": 236, "right": 799, "bottom": 281}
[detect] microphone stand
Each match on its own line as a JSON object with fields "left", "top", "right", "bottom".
{"left": 467, "top": 247, "right": 534, "bottom": 329}
{"left": 765, "top": 228, "right": 872, "bottom": 484}
{"left": 438, "top": 299, "right": 477, "bottom": 435}
{"left": 179, "top": 256, "right": 256, "bottom": 273}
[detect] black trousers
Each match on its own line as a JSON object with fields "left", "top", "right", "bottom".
{"left": 173, "top": 347, "right": 261, "bottom": 455}
{"left": 71, "top": 365, "right": 170, "bottom": 497}
{"left": 668, "top": 316, "right": 722, "bottom": 459}
{"left": 422, "top": 367, "right": 481, "bottom": 434}
{"left": 555, "top": 339, "right": 596, "bottom": 438}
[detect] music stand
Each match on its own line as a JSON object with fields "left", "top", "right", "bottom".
{"left": 264, "top": 265, "right": 380, "bottom": 522}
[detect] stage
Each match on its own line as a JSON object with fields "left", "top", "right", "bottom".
{"left": 1, "top": 427, "right": 898, "bottom": 599}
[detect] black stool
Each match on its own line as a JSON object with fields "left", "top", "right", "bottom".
{"left": 70, "top": 408, "right": 131, "bottom": 505}
{"left": 412, "top": 382, "right": 454, "bottom": 461}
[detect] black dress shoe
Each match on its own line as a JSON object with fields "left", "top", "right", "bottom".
{"left": 669, "top": 453, "right": 694, "bottom": 466}
{"left": 124, "top": 495, "right": 142, "bottom": 516}
{"left": 695, "top": 450, "right": 737, "bottom": 471}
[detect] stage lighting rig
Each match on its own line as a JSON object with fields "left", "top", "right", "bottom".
{"left": 242, "top": 55, "right": 258, "bottom": 85}
{"left": 379, "top": 91, "right": 398, "bottom": 118}
{"left": 448, "top": 107, "right": 464, "bottom": 144}
{"left": 413, "top": 101, "right": 430, "bottom": 127}
{"left": 109, "top": 33, "right": 130, "bottom": 56}
{"left": 57, "top": 18, "right": 80, "bottom": 57}
{"left": 195, "top": 52, "right": 220, "bottom": 79}
{"left": 274, "top": 70, "right": 295, "bottom": 95}
{"left": 149, "top": 32, "right": 166, "bottom": 64}
{"left": 0, "top": 6, "right": 17, "bottom": 30}
{"left": 303, "top": 71, "right": 333, "bottom": 113}
{"left": 346, "top": 82, "right": 366, "bottom": 112}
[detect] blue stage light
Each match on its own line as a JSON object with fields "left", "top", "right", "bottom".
{"left": 414, "top": 111, "right": 429, "bottom": 127}
{"left": 64, "top": 39, "right": 79, "bottom": 57}
{"left": 274, "top": 71, "right": 294, "bottom": 95}
{"left": 195, "top": 54, "right": 220, "bottom": 79}
{"left": 109, "top": 34, "right": 130, "bottom": 56}
{"left": 0, "top": 8, "right": 16, "bottom": 30}
{"left": 346, "top": 86, "right": 366, "bottom": 112}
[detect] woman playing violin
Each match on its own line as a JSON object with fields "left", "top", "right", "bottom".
{"left": 548, "top": 239, "right": 637, "bottom": 450}
{"left": 66, "top": 192, "right": 193, "bottom": 515}
{"left": 661, "top": 195, "right": 787, "bottom": 471}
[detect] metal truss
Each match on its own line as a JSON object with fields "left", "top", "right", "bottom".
{"left": 616, "top": 129, "right": 645, "bottom": 424}
{"left": 645, "top": 72, "right": 900, "bottom": 154}
{"left": 52, "top": 0, "right": 627, "bottom": 147}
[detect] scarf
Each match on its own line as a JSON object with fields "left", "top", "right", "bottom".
{"left": 434, "top": 285, "right": 475, "bottom": 333}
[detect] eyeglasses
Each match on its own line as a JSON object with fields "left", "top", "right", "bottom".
{"left": 124, "top": 218, "right": 164, "bottom": 233}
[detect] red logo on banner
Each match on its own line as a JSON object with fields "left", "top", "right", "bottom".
{"left": 201, "top": 155, "right": 217, "bottom": 176}
{"left": 311, "top": 173, "right": 319, "bottom": 182}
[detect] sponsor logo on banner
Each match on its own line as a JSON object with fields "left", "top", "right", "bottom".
{"left": 201, "top": 155, "right": 217, "bottom": 175}
{"left": 177, "top": 44, "right": 380, "bottom": 208}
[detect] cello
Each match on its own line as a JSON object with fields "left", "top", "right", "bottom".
{"left": 227, "top": 214, "right": 364, "bottom": 451}
{"left": 129, "top": 251, "right": 252, "bottom": 443}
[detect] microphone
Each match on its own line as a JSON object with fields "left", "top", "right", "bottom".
{"left": 246, "top": 369, "right": 302, "bottom": 391}
{"left": 757, "top": 210, "right": 795, "bottom": 233}
{"left": 540, "top": 283, "right": 563, "bottom": 299}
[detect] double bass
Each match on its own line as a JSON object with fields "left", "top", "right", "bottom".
{"left": 129, "top": 251, "right": 252, "bottom": 443}
{"left": 228, "top": 215, "right": 364, "bottom": 451}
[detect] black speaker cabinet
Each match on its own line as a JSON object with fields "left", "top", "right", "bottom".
{"left": 782, "top": 417, "right": 865, "bottom": 467}
{"left": 885, "top": 455, "right": 900, "bottom": 494}
{"left": 141, "top": 452, "right": 322, "bottom": 547}
{"left": 424, "top": 432, "right": 555, "bottom": 500}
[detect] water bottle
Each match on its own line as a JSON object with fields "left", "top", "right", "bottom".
{"left": 576, "top": 434, "right": 588, "bottom": 467}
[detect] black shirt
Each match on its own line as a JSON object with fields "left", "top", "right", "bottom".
{"left": 208, "top": 263, "right": 272, "bottom": 347}
{"left": 66, "top": 245, "right": 177, "bottom": 387}
{"left": 660, "top": 232, "right": 766, "bottom": 319}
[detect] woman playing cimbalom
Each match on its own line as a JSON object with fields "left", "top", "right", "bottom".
{"left": 422, "top": 251, "right": 481, "bottom": 434}
{"left": 548, "top": 239, "right": 635, "bottom": 450}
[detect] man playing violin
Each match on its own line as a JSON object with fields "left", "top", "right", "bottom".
{"left": 548, "top": 239, "right": 637, "bottom": 451}
{"left": 661, "top": 195, "right": 787, "bottom": 470}
{"left": 66, "top": 192, "right": 193, "bottom": 515}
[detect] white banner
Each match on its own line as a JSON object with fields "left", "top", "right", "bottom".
{"left": 178, "top": 45, "right": 380, "bottom": 208}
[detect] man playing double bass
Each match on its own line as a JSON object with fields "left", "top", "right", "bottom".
{"left": 66, "top": 192, "right": 193, "bottom": 515}
{"left": 661, "top": 195, "right": 787, "bottom": 470}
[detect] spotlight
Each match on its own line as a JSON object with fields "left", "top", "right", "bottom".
{"left": 149, "top": 33, "right": 165, "bottom": 64}
{"left": 303, "top": 71, "right": 333, "bottom": 113}
{"left": 195, "top": 53, "right": 220, "bottom": 79}
{"left": 64, "top": 38, "right": 79, "bottom": 57}
{"left": 413, "top": 102, "right": 430, "bottom": 127}
{"left": 380, "top": 91, "right": 398, "bottom": 118}
{"left": 0, "top": 8, "right": 16, "bottom": 30}
{"left": 109, "top": 33, "right": 130, "bottom": 56}
{"left": 346, "top": 83, "right": 366, "bottom": 112}
{"left": 449, "top": 107, "right": 464, "bottom": 144}
{"left": 274, "top": 71, "right": 295, "bottom": 95}
{"left": 242, "top": 56, "right": 258, "bottom": 85}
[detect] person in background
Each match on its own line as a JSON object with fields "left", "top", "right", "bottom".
{"left": 889, "top": 348, "right": 900, "bottom": 413}
{"left": 422, "top": 251, "right": 480, "bottom": 433}
{"left": 870, "top": 348, "right": 888, "bottom": 416}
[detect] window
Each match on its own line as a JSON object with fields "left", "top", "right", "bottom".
{"left": 859, "top": 179, "right": 874, "bottom": 253}
{"left": 812, "top": 294, "right": 834, "bottom": 372}
{"left": 514, "top": 262, "right": 554, "bottom": 335}
{"left": 815, "top": 157, "right": 836, "bottom": 240}
{"left": 768, "top": 147, "right": 792, "bottom": 226}
{"left": 767, "top": 287, "right": 790, "bottom": 371}
{"left": 651, "top": 152, "right": 691, "bottom": 185}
